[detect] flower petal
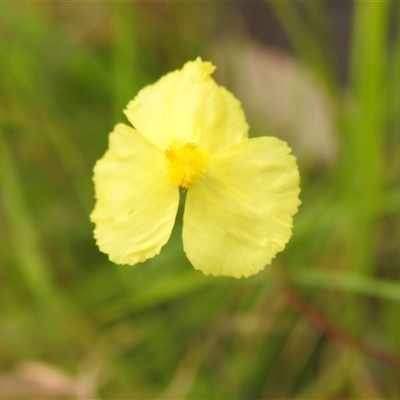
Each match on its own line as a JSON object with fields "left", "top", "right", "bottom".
{"left": 124, "top": 58, "right": 248, "bottom": 153}
{"left": 91, "top": 123, "right": 179, "bottom": 265}
{"left": 182, "top": 137, "right": 300, "bottom": 278}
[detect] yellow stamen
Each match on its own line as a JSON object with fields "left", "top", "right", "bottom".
{"left": 165, "top": 141, "right": 208, "bottom": 189}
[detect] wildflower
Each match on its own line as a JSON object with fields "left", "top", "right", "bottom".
{"left": 90, "top": 58, "right": 300, "bottom": 278}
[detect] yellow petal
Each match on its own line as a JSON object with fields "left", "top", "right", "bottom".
{"left": 182, "top": 137, "right": 300, "bottom": 278}
{"left": 90, "top": 123, "right": 179, "bottom": 265}
{"left": 124, "top": 58, "right": 248, "bottom": 153}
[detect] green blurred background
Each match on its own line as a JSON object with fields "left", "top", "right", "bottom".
{"left": 1, "top": 1, "right": 400, "bottom": 398}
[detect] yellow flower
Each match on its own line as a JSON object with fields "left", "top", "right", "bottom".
{"left": 90, "top": 58, "right": 300, "bottom": 278}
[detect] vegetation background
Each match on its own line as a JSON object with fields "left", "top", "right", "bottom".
{"left": 1, "top": 1, "right": 400, "bottom": 398}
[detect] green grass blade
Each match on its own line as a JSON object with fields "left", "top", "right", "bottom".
{"left": 0, "top": 131, "right": 64, "bottom": 328}
{"left": 291, "top": 269, "right": 400, "bottom": 303}
{"left": 341, "top": 1, "right": 390, "bottom": 276}
{"left": 266, "top": 0, "right": 339, "bottom": 97}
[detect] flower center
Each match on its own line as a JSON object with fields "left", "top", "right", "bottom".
{"left": 165, "top": 141, "right": 208, "bottom": 189}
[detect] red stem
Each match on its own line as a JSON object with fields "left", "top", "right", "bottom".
{"left": 282, "top": 284, "right": 400, "bottom": 369}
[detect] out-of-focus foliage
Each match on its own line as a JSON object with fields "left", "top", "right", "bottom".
{"left": 1, "top": 1, "right": 400, "bottom": 398}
